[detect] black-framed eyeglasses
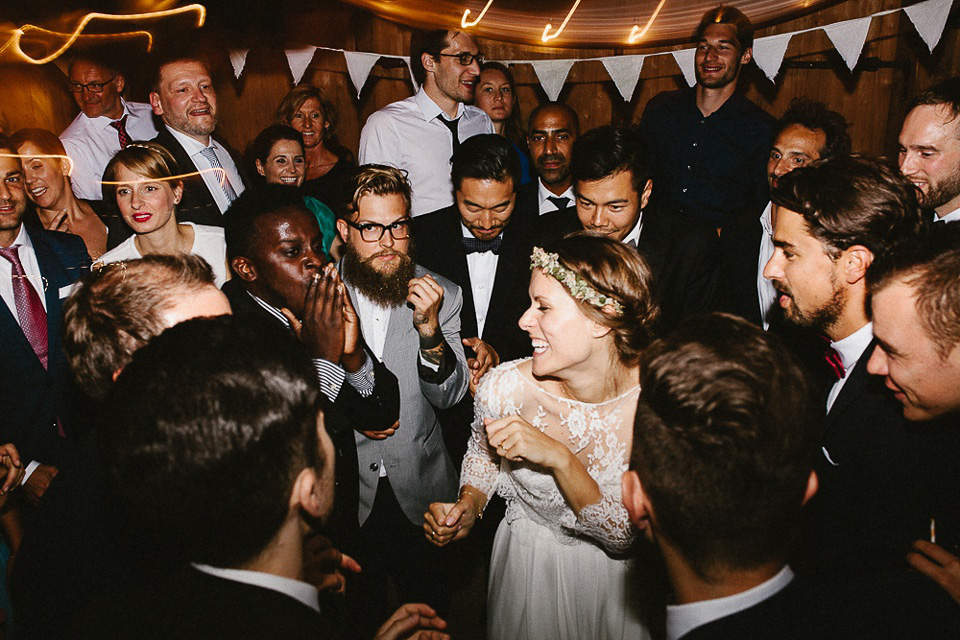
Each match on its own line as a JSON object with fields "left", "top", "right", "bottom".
{"left": 66, "top": 76, "right": 117, "bottom": 93}
{"left": 437, "top": 52, "right": 485, "bottom": 67}
{"left": 343, "top": 218, "right": 412, "bottom": 243}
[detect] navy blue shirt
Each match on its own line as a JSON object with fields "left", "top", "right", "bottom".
{"left": 640, "top": 88, "right": 775, "bottom": 228}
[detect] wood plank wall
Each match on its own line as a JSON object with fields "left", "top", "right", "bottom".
{"left": 0, "top": 0, "right": 957, "bottom": 162}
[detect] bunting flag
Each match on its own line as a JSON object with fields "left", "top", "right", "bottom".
{"left": 671, "top": 48, "right": 697, "bottom": 87}
{"left": 904, "top": 0, "right": 954, "bottom": 52}
{"left": 822, "top": 17, "right": 872, "bottom": 71}
{"left": 751, "top": 33, "right": 793, "bottom": 82}
{"left": 284, "top": 46, "right": 317, "bottom": 85}
{"left": 228, "top": 49, "right": 249, "bottom": 79}
{"left": 601, "top": 55, "right": 645, "bottom": 101}
{"left": 531, "top": 59, "right": 575, "bottom": 101}
{"left": 344, "top": 51, "right": 381, "bottom": 98}
{"left": 401, "top": 56, "right": 419, "bottom": 91}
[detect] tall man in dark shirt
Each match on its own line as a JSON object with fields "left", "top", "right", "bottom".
{"left": 639, "top": 5, "right": 774, "bottom": 230}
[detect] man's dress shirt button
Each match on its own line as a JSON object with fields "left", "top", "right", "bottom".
{"left": 370, "top": 462, "right": 379, "bottom": 472}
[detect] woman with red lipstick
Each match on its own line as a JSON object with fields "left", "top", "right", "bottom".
{"left": 475, "top": 62, "right": 531, "bottom": 185}
{"left": 275, "top": 85, "right": 355, "bottom": 205}
{"left": 95, "top": 143, "right": 229, "bottom": 287}
{"left": 10, "top": 128, "right": 127, "bottom": 260}
{"left": 424, "top": 234, "right": 658, "bottom": 640}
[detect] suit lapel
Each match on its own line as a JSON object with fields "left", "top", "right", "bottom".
{"left": 824, "top": 341, "right": 877, "bottom": 431}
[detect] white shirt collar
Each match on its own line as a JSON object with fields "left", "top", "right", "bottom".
{"left": 760, "top": 201, "right": 773, "bottom": 236}
{"left": 89, "top": 98, "right": 133, "bottom": 128}
{"left": 414, "top": 86, "right": 465, "bottom": 123}
{"left": 830, "top": 322, "right": 874, "bottom": 376}
{"left": 165, "top": 124, "right": 214, "bottom": 156}
{"left": 8, "top": 224, "right": 32, "bottom": 251}
{"left": 622, "top": 212, "right": 645, "bottom": 246}
{"left": 666, "top": 565, "right": 794, "bottom": 640}
{"left": 936, "top": 206, "right": 960, "bottom": 224}
{"left": 537, "top": 179, "right": 575, "bottom": 208}
{"left": 191, "top": 563, "right": 320, "bottom": 613}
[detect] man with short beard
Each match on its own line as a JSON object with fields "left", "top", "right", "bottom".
{"left": 149, "top": 52, "right": 245, "bottom": 226}
{"left": 898, "top": 77, "right": 960, "bottom": 223}
{"left": 763, "top": 155, "right": 960, "bottom": 636}
{"left": 335, "top": 165, "right": 468, "bottom": 638}
{"left": 515, "top": 102, "right": 579, "bottom": 219}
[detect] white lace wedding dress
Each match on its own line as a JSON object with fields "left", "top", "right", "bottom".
{"left": 461, "top": 359, "right": 651, "bottom": 640}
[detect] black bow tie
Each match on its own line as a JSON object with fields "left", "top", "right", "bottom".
{"left": 462, "top": 235, "right": 502, "bottom": 255}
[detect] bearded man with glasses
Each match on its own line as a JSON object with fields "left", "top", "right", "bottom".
{"left": 359, "top": 29, "right": 494, "bottom": 217}
{"left": 59, "top": 53, "right": 158, "bottom": 201}
{"left": 335, "top": 165, "right": 469, "bottom": 639}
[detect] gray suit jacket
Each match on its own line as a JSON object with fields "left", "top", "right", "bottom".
{"left": 345, "top": 265, "right": 469, "bottom": 525}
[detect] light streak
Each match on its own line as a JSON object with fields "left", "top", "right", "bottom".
{"left": 0, "top": 152, "right": 74, "bottom": 178}
{"left": 541, "top": 0, "right": 582, "bottom": 42}
{"left": 461, "top": 0, "right": 495, "bottom": 28}
{"left": 100, "top": 167, "right": 230, "bottom": 188}
{"left": 0, "top": 4, "right": 206, "bottom": 65}
{"left": 628, "top": 0, "right": 668, "bottom": 44}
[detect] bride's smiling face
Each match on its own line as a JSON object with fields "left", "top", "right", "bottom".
{"left": 519, "top": 269, "right": 602, "bottom": 378}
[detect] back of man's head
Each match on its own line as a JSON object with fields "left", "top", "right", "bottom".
{"left": 776, "top": 97, "right": 852, "bottom": 160}
{"left": 63, "top": 255, "right": 217, "bottom": 400}
{"left": 451, "top": 133, "right": 521, "bottom": 191}
{"left": 630, "top": 313, "right": 818, "bottom": 580}
{"left": 223, "top": 184, "right": 314, "bottom": 263}
{"left": 571, "top": 126, "right": 650, "bottom": 194}
{"left": 770, "top": 155, "right": 925, "bottom": 257}
{"left": 100, "top": 315, "right": 324, "bottom": 568}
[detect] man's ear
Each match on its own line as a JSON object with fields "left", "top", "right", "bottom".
{"left": 621, "top": 470, "right": 653, "bottom": 532}
{"left": 149, "top": 92, "right": 163, "bottom": 117}
{"left": 842, "top": 245, "right": 874, "bottom": 285}
{"left": 740, "top": 46, "right": 753, "bottom": 66}
{"left": 115, "top": 73, "right": 126, "bottom": 95}
{"left": 639, "top": 178, "right": 653, "bottom": 210}
{"left": 231, "top": 256, "right": 257, "bottom": 283}
{"left": 291, "top": 467, "right": 323, "bottom": 519}
{"left": 802, "top": 470, "right": 818, "bottom": 506}
{"left": 336, "top": 218, "right": 350, "bottom": 243}
{"left": 421, "top": 52, "right": 438, "bottom": 77}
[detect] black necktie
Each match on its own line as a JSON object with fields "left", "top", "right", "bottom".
{"left": 547, "top": 196, "right": 570, "bottom": 210}
{"left": 438, "top": 116, "right": 461, "bottom": 154}
{"left": 462, "top": 235, "right": 502, "bottom": 255}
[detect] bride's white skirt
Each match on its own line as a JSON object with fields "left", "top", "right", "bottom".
{"left": 486, "top": 515, "right": 651, "bottom": 640}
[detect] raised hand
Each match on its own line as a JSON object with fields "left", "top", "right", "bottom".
{"left": 374, "top": 603, "right": 450, "bottom": 640}
{"left": 422, "top": 491, "right": 482, "bottom": 547}
{"left": 909, "top": 539, "right": 960, "bottom": 605}
{"left": 407, "top": 274, "right": 443, "bottom": 338}
{"left": 282, "top": 264, "right": 345, "bottom": 363}
{"left": 485, "top": 415, "right": 568, "bottom": 470}
{"left": 463, "top": 337, "right": 499, "bottom": 397}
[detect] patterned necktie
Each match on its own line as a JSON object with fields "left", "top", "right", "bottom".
{"left": 109, "top": 115, "right": 130, "bottom": 149}
{"left": 0, "top": 246, "right": 48, "bottom": 368}
{"left": 547, "top": 196, "right": 571, "bottom": 210}
{"left": 438, "top": 116, "right": 462, "bottom": 154}
{"left": 199, "top": 146, "right": 238, "bottom": 202}
{"left": 462, "top": 235, "right": 502, "bottom": 255}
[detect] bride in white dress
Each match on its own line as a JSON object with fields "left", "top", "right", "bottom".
{"left": 424, "top": 234, "right": 659, "bottom": 640}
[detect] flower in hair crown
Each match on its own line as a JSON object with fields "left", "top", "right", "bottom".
{"left": 530, "top": 246, "right": 624, "bottom": 315}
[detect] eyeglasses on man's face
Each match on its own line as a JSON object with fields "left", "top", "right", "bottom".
{"left": 343, "top": 218, "right": 412, "bottom": 243}
{"left": 436, "top": 52, "right": 485, "bottom": 67}
{"left": 67, "top": 76, "right": 117, "bottom": 93}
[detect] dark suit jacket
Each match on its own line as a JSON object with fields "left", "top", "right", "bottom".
{"left": 535, "top": 205, "right": 720, "bottom": 334}
{"left": 515, "top": 180, "right": 576, "bottom": 224}
{"left": 0, "top": 225, "right": 89, "bottom": 466}
{"left": 150, "top": 126, "right": 245, "bottom": 227}
{"left": 715, "top": 207, "right": 765, "bottom": 325}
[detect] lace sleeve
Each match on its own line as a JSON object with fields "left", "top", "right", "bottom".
{"left": 562, "top": 483, "right": 637, "bottom": 554}
{"left": 458, "top": 363, "right": 524, "bottom": 505}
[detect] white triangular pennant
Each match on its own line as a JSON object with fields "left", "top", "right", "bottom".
{"left": 671, "top": 48, "right": 696, "bottom": 87}
{"left": 531, "top": 59, "right": 575, "bottom": 101}
{"left": 823, "top": 17, "right": 872, "bottom": 71}
{"left": 284, "top": 46, "right": 317, "bottom": 85}
{"left": 904, "top": 0, "right": 954, "bottom": 52}
{"left": 601, "top": 55, "right": 645, "bottom": 101}
{"left": 751, "top": 33, "right": 793, "bottom": 82}
{"left": 229, "top": 49, "right": 249, "bottom": 79}
{"left": 400, "top": 56, "right": 419, "bottom": 92}
{"left": 344, "top": 51, "right": 381, "bottom": 98}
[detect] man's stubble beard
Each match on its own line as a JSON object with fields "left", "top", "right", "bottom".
{"left": 341, "top": 243, "right": 416, "bottom": 308}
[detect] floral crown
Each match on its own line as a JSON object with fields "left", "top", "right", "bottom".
{"left": 530, "top": 246, "right": 624, "bottom": 315}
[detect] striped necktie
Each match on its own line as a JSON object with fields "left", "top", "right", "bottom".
{"left": 199, "top": 146, "right": 237, "bottom": 202}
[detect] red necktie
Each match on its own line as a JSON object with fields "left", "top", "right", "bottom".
{"left": 0, "top": 246, "right": 48, "bottom": 369}
{"left": 821, "top": 336, "right": 845, "bottom": 381}
{"left": 110, "top": 115, "right": 130, "bottom": 149}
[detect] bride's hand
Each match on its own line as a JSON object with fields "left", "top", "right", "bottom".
{"left": 485, "top": 416, "right": 570, "bottom": 470}
{"left": 423, "top": 499, "right": 477, "bottom": 547}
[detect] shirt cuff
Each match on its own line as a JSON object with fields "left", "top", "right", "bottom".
{"left": 418, "top": 351, "right": 440, "bottom": 371}
{"left": 344, "top": 354, "right": 375, "bottom": 398}
{"left": 313, "top": 359, "right": 346, "bottom": 401}
{"left": 21, "top": 460, "right": 40, "bottom": 485}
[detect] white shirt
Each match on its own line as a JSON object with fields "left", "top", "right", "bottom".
{"left": 60, "top": 100, "right": 159, "bottom": 201}
{"left": 757, "top": 202, "right": 778, "bottom": 329}
{"left": 537, "top": 180, "right": 576, "bottom": 215}
{"left": 359, "top": 87, "right": 493, "bottom": 216}
{"left": 666, "top": 565, "right": 795, "bottom": 640}
{"left": 192, "top": 563, "right": 319, "bottom": 613}
{"left": 826, "top": 322, "right": 874, "bottom": 413}
{"left": 461, "top": 224, "right": 498, "bottom": 338}
{"left": 622, "top": 212, "right": 644, "bottom": 247}
{"left": 165, "top": 126, "right": 245, "bottom": 214}
{"left": 936, "top": 207, "right": 960, "bottom": 224}
{"left": 95, "top": 222, "right": 229, "bottom": 287}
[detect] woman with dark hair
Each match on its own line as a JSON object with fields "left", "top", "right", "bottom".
{"left": 475, "top": 62, "right": 531, "bottom": 185}
{"left": 275, "top": 85, "right": 355, "bottom": 202}
{"left": 425, "top": 233, "right": 656, "bottom": 640}
{"left": 95, "top": 142, "right": 229, "bottom": 287}
{"left": 246, "top": 124, "right": 337, "bottom": 259}
{"left": 11, "top": 128, "right": 127, "bottom": 260}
